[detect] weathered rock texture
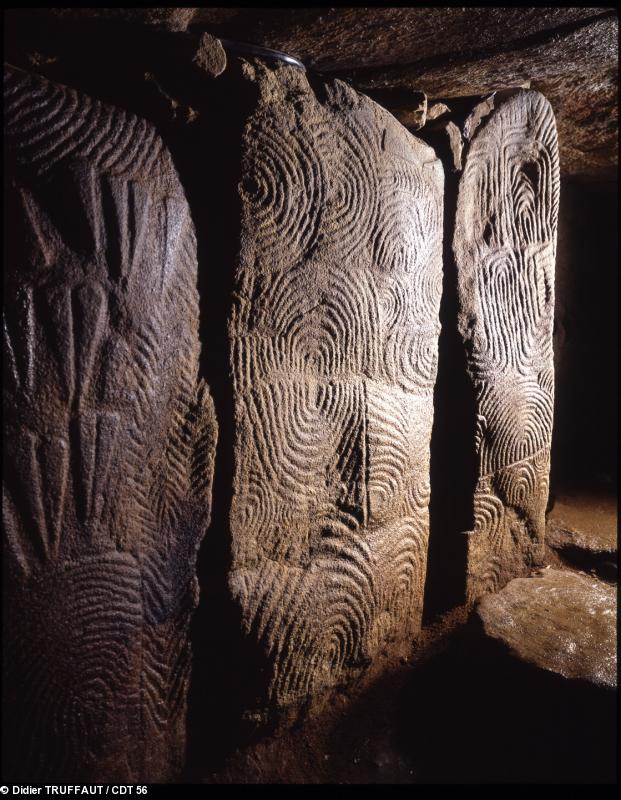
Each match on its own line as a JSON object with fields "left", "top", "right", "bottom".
{"left": 454, "top": 91, "right": 559, "bottom": 604}
{"left": 8, "top": 9, "right": 616, "bottom": 178}
{"left": 547, "top": 519, "right": 616, "bottom": 562}
{"left": 476, "top": 569, "right": 617, "bottom": 690}
{"left": 546, "top": 495, "right": 617, "bottom": 583}
{"left": 228, "top": 62, "right": 443, "bottom": 710}
{"left": 338, "top": 11, "right": 617, "bottom": 178}
{"left": 2, "top": 65, "right": 217, "bottom": 782}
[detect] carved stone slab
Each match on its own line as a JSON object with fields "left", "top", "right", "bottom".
{"left": 228, "top": 62, "right": 443, "bottom": 709}
{"left": 2, "top": 65, "right": 217, "bottom": 782}
{"left": 453, "top": 90, "right": 559, "bottom": 603}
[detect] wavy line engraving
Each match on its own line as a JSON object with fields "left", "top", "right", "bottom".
{"left": 454, "top": 90, "right": 559, "bottom": 604}
{"left": 229, "top": 63, "right": 443, "bottom": 711}
{"left": 3, "top": 65, "right": 216, "bottom": 782}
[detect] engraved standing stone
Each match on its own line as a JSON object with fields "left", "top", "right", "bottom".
{"left": 2, "top": 65, "right": 217, "bottom": 782}
{"left": 229, "top": 62, "right": 443, "bottom": 709}
{"left": 454, "top": 90, "right": 559, "bottom": 603}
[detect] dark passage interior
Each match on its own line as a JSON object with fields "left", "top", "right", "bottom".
{"left": 2, "top": 8, "right": 617, "bottom": 785}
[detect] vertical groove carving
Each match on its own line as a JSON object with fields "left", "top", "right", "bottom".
{"left": 3, "top": 64, "right": 217, "bottom": 782}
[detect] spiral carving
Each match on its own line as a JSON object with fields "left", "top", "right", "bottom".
{"left": 241, "top": 117, "right": 326, "bottom": 267}
{"left": 230, "top": 63, "right": 443, "bottom": 710}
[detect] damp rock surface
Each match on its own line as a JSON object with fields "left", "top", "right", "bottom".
{"left": 546, "top": 519, "right": 617, "bottom": 583}
{"left": 476, "top": 568, "right": 617, "bottom": 689}
{"left": 547, "top": 491, "right": 617, "bottom": 554}
{"left": 545, "top": 492, "right": 617, "bottom": 581}
{"left": 547, "top": 519, "right": 616, "bottom": 556}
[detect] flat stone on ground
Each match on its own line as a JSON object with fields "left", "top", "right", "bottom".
{"left": 476, "top": 569, "right": 617, "bottom": 689}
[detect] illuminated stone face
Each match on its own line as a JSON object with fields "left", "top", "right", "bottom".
{"left": 228, "top": 63, "right": 444, "bottom": 709}
{"left": 454, "top": 90, "right": 559, "bottom": 604}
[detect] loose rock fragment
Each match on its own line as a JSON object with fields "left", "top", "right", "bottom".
{"left": 462, "top": 93, "right": 495, "bottom": 141}
{"left": 426, "top": 101, "right": 450, "bottom": 121}
{"left": 442, "top": 120, "right": 463, "bottom": 170}
{"left": 193, "top": 31, "right": 227, "bottom": 78}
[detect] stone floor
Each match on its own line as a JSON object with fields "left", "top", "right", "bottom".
{"left": 549, "top": 489, "right": 616, "bottom": 549}
{"left": 546, "top": 490, "right": 617, "bottom": 583}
